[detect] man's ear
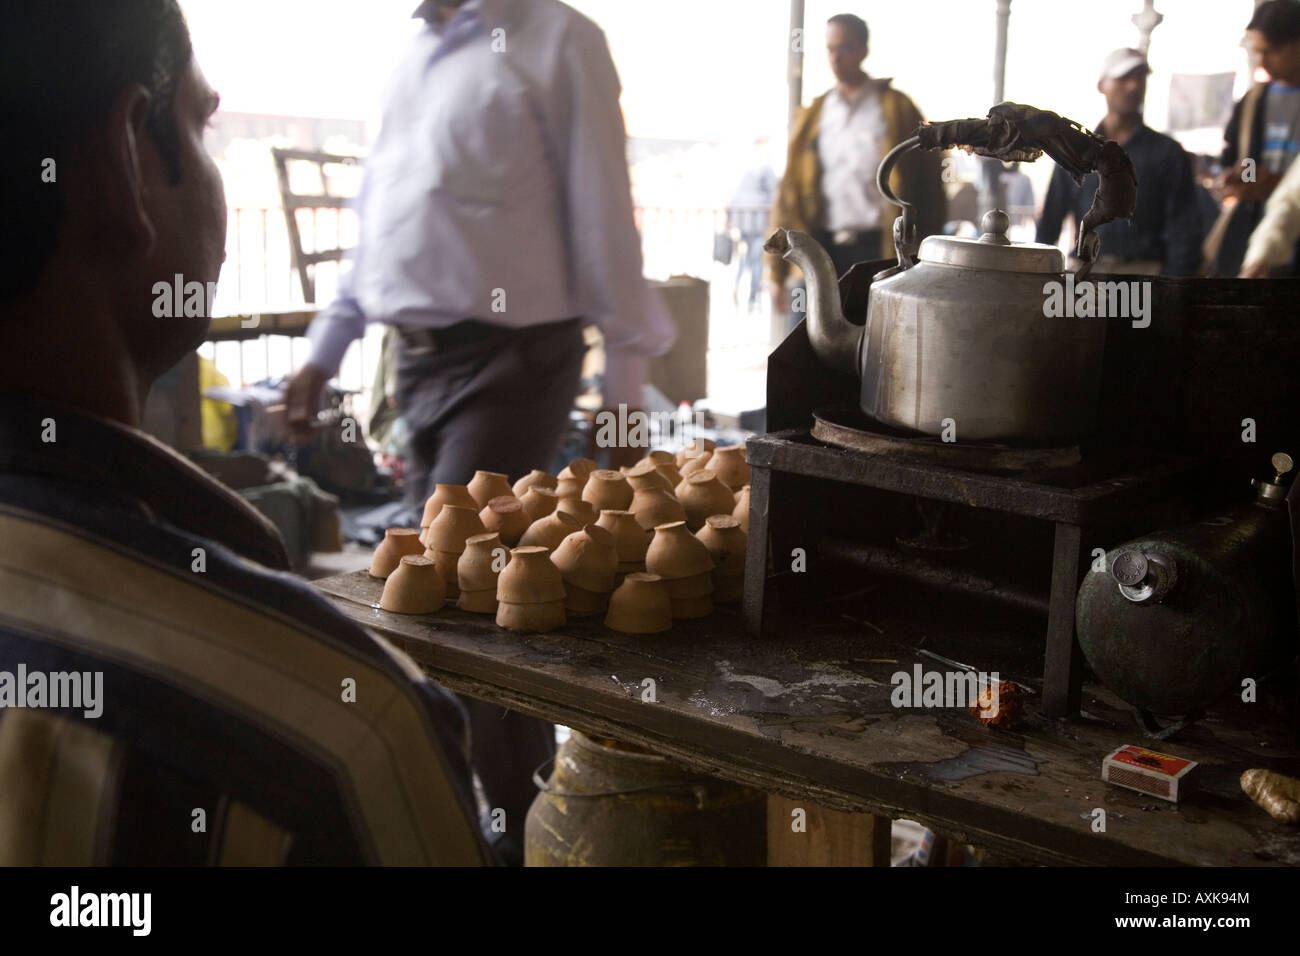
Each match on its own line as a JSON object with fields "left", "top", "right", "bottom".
{"left": 1096, "top": 78, "right": 1106, "bottom": 96}
{"left": 93, "top": 84, "right": 156, "bottom": 256}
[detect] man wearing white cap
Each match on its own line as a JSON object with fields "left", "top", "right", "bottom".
{"left": 1037, "top": 48, "right": 1202, "bottom": 275}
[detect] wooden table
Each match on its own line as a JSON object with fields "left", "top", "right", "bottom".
{"left": 316, "top": 569, "right": 1300, "bottom": 867}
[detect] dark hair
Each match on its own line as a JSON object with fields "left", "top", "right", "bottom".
{"left": 827, "top": 13, "right": 869, "bottom": 48}
{"left": 0, "top": 1, "right": 194, "bottom": 302}
{"left": 1248, "top": 0, "right": 1300, "bottom": 45}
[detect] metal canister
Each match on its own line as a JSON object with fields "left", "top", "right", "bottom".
{"left": 1076, "top": 454, "right": 1298, "bottom": 721}
{"left": 524, "top": 730, "right": 766, "bottom": 866}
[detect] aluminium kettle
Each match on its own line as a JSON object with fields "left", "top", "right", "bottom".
{"left": 766, "top": 102, "right": 1138, "bottom": 446}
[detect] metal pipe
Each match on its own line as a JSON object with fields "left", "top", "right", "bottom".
{"left": 819, "top": 535, "right": 1050, "bottom": 617}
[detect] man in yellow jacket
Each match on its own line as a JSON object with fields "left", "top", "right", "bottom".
{"left": 769, "top": 13, "right": 946, "bottom": 316}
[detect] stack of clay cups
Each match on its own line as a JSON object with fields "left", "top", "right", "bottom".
{"left": 605, "top": 572, "right": 673, "bottom": 634}
{"left": 624, "top": 461, "right": 675, "bottom": 494}
{"left": 424, "top": 504, "right": 486, "bottom": 599}
{"left": 550, "top": 525, "right": 619, "bottom": 615}
{"left": 480, "top": 495, "right": 531, "bottom": 546}
{"left": 596, "top": 510, "right": 651, "bottom": 583}
{"left": 420, "top": 484, "right": 478, "bottom": 546}
{"left": 628, "top": 465, "right": 685, "bottom": 530}
{"left": 380, "top": 555, "right": 445, "bottom": 614}
{"left": 468, "top": 470, "right": 514, "bottom": 509}
{"left": 646, "top": 520, "right": 714, "bottom": 618}
{"left": 370, "top": 527, "right": 426, "bottom": 578}
{"left": 696, "top": 515, "right": 747, "bottom": 604}
{"left": 675, "top": 471, "right": 735, "bottom": 532}
{"left": 519, "top": 509, "right": 583, "bottom": 550}
{"left": 458, "top": 531, "right": 508, "bottom": 613}
{"left": 496, "top": 546, "right": 566, "bottom": 632}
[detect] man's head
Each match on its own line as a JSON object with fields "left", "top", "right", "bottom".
{"left": 1096, "top": 48, "right": 1149, "bottom": 119}
{"left": 1247, "top": 0, "right": 1300, "bottom": 85}
{"left": 0, "top": 1, "right": 225, "bottom": 406}
{"left": 826, "top": 14, "right": 869, "bottom": 86}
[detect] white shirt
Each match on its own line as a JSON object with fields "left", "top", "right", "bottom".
{"left": 817, "top": 82, "right": 888, "bottom": 232}
{"left": 306, "top": 0, "right": 675, "bottom": 408}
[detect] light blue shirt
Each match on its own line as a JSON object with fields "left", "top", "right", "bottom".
{"left": 306, "top": 0, "right": 675, "bottom": 408}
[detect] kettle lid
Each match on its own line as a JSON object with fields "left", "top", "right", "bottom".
{"left": 919, "top": 209, "right": 1064, "bottom": 274}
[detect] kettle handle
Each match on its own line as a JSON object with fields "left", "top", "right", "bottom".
{"left": 876, "top": 136, "right": 922, "bottom": 273}
{"left": 876, "top": 131, "right": 1104, "bottom": 280}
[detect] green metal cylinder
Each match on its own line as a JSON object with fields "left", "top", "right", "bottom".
{"left": 524, "top": 731, "right": 766, "bottom": 866}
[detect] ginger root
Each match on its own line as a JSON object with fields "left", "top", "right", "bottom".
{"left": 1240, "top": 769, "right": 1300, "bottom": 824}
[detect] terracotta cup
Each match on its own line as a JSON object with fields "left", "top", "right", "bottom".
{"left": 512, "top": 469, "right": 557, "bottom": 498}
{"left": 655, "top": 461, "right": 684, "bottom": 490}
{"left": 370, "top": 527, "right": 426, "bottom": 578}
{"left": 420, "top": 483, "right": 478, "bottom": 531}
{"left": 518, "top": 510, "right": 583, "bottom": 553}
{"left": 380, "top": 555, "right": 446, "bottom": 615}
{"left": 675, "top": 439, "right": 716, "bottom": 468}
{"left": 458, "top": 532, "right": 508, "bottom": 613}
{"left": 582, "top": 469, "right": 634, "bottom": 512}
{"left": 678, "top": 449, "right": 713, "bottom": 478}
{"left": 479, "top": 495, "right": 531, "bottom": 547}
{"left": 605, "top": 572, "right": 673, "bottom": 634}
{"left": 551, "top": 525, "right": 618, "bottom": 614}
{"left": 468, "top": 470, "right": 513, "bottom": 509}
{"left": 596, "top": 510, "right": 651, "bottom": 569}
{"left": 705, "top": 445, "right": 750, "bottom": 493}
{"left": 639, "top": 450, "right": 676, "bottom": 468}
{"left": 557, "top": 457, "right": 597, "bottom": 488}
{"left": 519, "top": 486, "right": 559, "bottom": 522}
{"left": 497, "top": 546, "right": 566, "bottom": 604}
{"left": 624, "top": 461, "right": 674, "bottom": 494}
{"left": 424, "top": 504, "right": 486, "bottom": 597}
{"left": 732, "top": 485, "right": 751, "bottom": 534}
{"left": 646, "top": 520, "right": 714, "bottom": 580}
{"left": 557, "top": 495, "right": 599, "bottom": 528}
{"left": 696, "top": 514, "right": 747, "bottom": 604}
{"left": 675, "top": 471, "right": 735, "bottom": 531}
{"left": 495, "top": 599, "right": 566, "bottom": 632}
{"left": 630, "top": 485, "right": 687, "bottom": 530}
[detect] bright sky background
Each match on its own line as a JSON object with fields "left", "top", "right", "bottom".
{"left": 182, "top": 0, "right": 1260, "bottom": 144}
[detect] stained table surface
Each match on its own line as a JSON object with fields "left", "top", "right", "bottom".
{"left": 315, "top": 569, "right": 1300, "bottom": 867}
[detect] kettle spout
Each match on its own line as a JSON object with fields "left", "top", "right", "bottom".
{"left": 764, "top": 228, "right": 861, "bottom": 377}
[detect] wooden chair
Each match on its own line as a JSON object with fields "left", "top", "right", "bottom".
{"left": 270, "top": 147, "right": 362, "bottom": 303}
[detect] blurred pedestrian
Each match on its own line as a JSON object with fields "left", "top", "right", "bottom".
{"left": 768, "top": 12, "right": 945, "bottom": 324}
{"left": 1206, "top": 0, "right": 1300, "bottom": 275}
{"left": 1037, "top": 48, "right": 1202, "bottom": 276}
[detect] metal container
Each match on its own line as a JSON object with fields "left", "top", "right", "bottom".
{"left": 767, "top": 104, "right": 1139, "bottom": 446}
{"left": 768, "top": 209, "right": 1106, "bottom": 445}
{"left": 1076, "top": 454, "right": 1298, "bottom": 725}
{"left": 524, "top": 730, "right": 765, "bottom": 866}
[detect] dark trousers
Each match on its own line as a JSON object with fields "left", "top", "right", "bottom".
{"left": 394, "top": 317, "right": 586, "bottom": 860}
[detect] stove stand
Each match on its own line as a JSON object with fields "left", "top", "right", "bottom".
{"left": 742, "top": 427, "right": 1203, "bottom": 718}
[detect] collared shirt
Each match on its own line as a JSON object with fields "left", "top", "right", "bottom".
{"left": 0, "top": 396, "right": 495, "bottom": 865}
{"left": 816, "top": 81, "right": 888, "bottom": 232}
{"left": 1036, "top": 122, "right": 1203, "bottom": 276}
{"left": 306, "top": 0, "right": 675, "bottom": 409}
